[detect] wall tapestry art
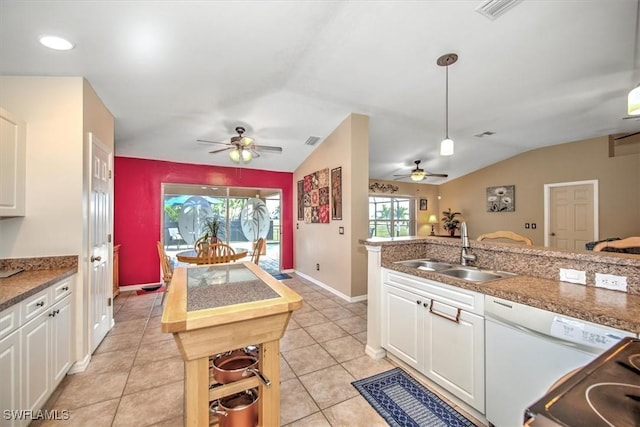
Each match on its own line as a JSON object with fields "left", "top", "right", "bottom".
{"left": 331, "top": 167, "right": 342, "bottom": 220}
{"left": 303, "top": 168, "right": 330, "bottom": 223}
{"left": 486, "top": 185, "right": 515, "bottom": 212}
{"left": 297, "top": 180, "right": 304, "bottom": 220}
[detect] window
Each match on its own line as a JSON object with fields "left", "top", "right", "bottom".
{"left": 369, "top": 196, "right": 415, "bottom": 237}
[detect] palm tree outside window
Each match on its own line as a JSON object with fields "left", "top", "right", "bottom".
{"left": 368, "top": 197, "right": 415, "bottom": 237}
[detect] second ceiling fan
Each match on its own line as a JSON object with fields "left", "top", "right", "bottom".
{"left": 394, "top": 160, "right": 448, "bottom": 182}
{"left": 197, "top": 126, "right": 283, "bottom": 163}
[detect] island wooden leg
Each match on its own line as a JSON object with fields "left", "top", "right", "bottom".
{"left": 259, "top": 339, "right": 281, "bottom": 427}
{"left": 184, "top": 357, "right": 209, "bottom": 426}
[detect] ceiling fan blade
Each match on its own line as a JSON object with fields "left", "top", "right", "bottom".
{"left": 252, "top": 144, "right": 283, "bottom": 153}
{"left": 613, "top": 131, "right": 640, "bottom": 141}
{"left": 392, "top": 174, "right": 410, "bottom": 177}
{"left": 197, "top": 139, "right": 229, "bottom": 146}
{"left": 249, "top": 150, "right": 261, "bottom": 158}
{"left": 208, "top": 147, "right": 233, "bottom": 154}
{"left": 425, "top": 173, "right": 449, "bottom": 178}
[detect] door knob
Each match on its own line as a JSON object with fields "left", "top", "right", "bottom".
{"left": 550, "top": 232, "right": 556, "bottom": 236}
{"left": 91, "top": 255, "right": 102, "bottom": 262}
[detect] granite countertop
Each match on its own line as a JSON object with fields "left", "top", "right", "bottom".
{"left": 363, "top": 237, "right": 640, "bottom": 334}
{"left": 384, "top": 261, "right": 640, "bottom": 335}
{"left": 0, "top": 256, "right": 78, "bottom": 312}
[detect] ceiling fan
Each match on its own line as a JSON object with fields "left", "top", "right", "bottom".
{"left": 393, "top": 160, "right": 448, "bottom": 182}
{"left": 197, "top": 126, "right": 283, "bottom": 163}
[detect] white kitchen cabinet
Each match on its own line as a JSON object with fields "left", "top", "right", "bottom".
{"left": 21, "top": 309, "right": 50, "bottom": 414}
{"left": 0, "top": 329, "right": 21, "bottom": 427}
{"left": 0, "top": 277, "right": 74, "bottom": 426}
{"left": 424, "top": 300, "right": 484, "bottom": 412}
{"left": 0, "top": 107, "right": 26, "bottom": 218}
{"left": 381, "top": 284, "right": 422, "bottom": 370}
{"left": 381, "top": 269, "right": 485, "bottom": 413}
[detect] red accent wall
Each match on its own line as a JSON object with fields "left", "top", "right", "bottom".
{"left": 114, "top": 156, "right": 293, "bottom": 286}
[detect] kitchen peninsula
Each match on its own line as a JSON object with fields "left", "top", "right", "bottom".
{"left": 361, "top": 236, "right": 640, "bottom": 423}
{"left": 161, "top": 261, "right": 302, "bottom": 427}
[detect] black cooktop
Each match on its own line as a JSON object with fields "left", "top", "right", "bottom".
{"left": 525, "top": 337, "right": 640, "bottom": 427}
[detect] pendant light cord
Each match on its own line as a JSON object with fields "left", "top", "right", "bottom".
{"left": 445, "top": 64, "right": 449, "bottom": 139}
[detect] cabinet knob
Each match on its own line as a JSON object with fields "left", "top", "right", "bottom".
{"left": 62, "top": 286, "right": 69, "bottom": 291}
{"left": 423, "top": 302, "right": 428, "bottom": 308}
{"left": 49, "top": 311, "right": 55, "bottom": 317}
{"left": 416, "top": 300, "right": 421, "bottom": 305}
{"left": 36, "top": 301, "right": 45, "bottom": 307}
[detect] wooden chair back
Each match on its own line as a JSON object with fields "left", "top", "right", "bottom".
{"left": 196, "top": 242, "right": 237, "bottom": 264}
{"left": 156, "top": 241, "right": 174, "bottom": 304}
{"left": 593, "top": 236, "right": 640, "bottom": 252}
{"left": 477, "top": 230, "right": 533, "bottom": 246}
{"left": 251, "top": 238, "right": 266, "bottom": 265}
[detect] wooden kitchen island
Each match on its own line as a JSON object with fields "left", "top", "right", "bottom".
{"left": 161, "top": 261, "right": 303, "bottom": 426}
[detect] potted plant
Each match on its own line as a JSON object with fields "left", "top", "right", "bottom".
{"left": 441, "top": 208, "right": 461, "bottom": 236}
{"left": 201, "top": 217, "right": 221, "bottom": 243}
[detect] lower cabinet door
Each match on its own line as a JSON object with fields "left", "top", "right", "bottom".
{"left": 381, "top": 284, "right": 424, "bottom": 370}
{"left": 50, "top": 297, "right": 72, "bottom": 386}
{"left": 21, "top": 311, "right": 50, "bottom": 415}
{"left": 0, "top": 329, "right": 21, "bottom": 427}
{"left": 424, "top": 300, "right": 485, "bottom": 412}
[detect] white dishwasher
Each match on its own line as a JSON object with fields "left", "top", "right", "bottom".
{"left": 484, "top": 295, "right": 633, "bottom": 427}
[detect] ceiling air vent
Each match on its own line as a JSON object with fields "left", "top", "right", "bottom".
{"left": 304, "top": 136, "right": 322, "bottom": 146}
{"left": 475, "top": 0, "right": 522, "bottom": 20}
{"left": 474, "top": 131, "right": 496, "bottom": 138}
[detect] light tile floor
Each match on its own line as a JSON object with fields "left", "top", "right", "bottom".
{"left": 35, "top": 273, "right": 482, "bottom": 426}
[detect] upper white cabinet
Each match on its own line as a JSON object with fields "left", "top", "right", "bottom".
{"left": 0, "top": 107, "right": 26, "bottom": 218}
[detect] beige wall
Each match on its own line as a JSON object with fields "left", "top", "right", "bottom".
{"left": 293, "top": 113, "right": 369, "bottom": 298}
{"left": 438, "top": 136, "right": 640, "bottom": 245}
{"left": 368, "top": 179, "right": 442, "bottom": 236}
{"left": 0, "top": 76, "right": 114, "bottom": 366}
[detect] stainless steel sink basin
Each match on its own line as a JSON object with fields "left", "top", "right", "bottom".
{"left": 395, "top": 259, "right": 517, "bottom": 283}
{"left": 438, "top": 267, "right": 517, "bottom": 283}
{"left": 395, "top": 259, "right": 454, "bottom": 271}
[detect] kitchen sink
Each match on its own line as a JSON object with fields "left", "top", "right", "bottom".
{"left": 395, "top": 259, "right": 517, "bottom": 283}
{"left": 438, "top": 266, "right": 517, "bottom": 283}
{"left": 395, "top": 259, "right": 454, "bottom": 271}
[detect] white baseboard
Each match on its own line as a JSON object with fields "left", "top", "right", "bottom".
{"left": 294, "top": 271, "right": 367, "bottom": 303}
{"left": 68, "top": 353, "right": 91, "bottom": 374}
{"left": 365, "top": 345, "right": 387, "bottom": 360}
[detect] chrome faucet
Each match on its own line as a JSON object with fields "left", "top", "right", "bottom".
{"left": 460, "top": 222, "right": 477, "bottom": 266}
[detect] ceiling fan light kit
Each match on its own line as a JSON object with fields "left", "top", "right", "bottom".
{"left": 629, "top": 83, "right": 640, "bottom": 116}
{"left": 410, "top": 169, "right": 426, "bottom": 181}
{"left": 437, "top": 53, "right": 458, "bottom": 156}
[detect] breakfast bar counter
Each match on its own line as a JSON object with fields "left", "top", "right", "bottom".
{"left": 161, "top": 261, "right": 303, "bottom": 426}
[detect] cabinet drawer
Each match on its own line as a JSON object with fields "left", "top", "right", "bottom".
{"left": 0, "top": 303, "right": 20, "bottom": 340}
{"left": 22, "top": 288, "right": 50, "bottom": 324}
{"left": 51, "top": 278, "right": 73, "bottom": 303}
{"left": 383, "top": 269, "right": 484, "bottom": 315}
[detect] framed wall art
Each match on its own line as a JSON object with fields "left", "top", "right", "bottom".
{"left": 303, "top": 168, "right": 330, "bottom": 223}
{"left": 297, "top": 180, "right": 304, "bottom": 220}
{"left": 331, "top": 166, "right": 342, "bottom": 220}
{"left": 486, "top": 185, "right": 515, "bottom": 212}
{"left": 419, "top": 199, "right": 428, "bottom": 211}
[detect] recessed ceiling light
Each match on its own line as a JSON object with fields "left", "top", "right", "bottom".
{"left": 39, "top": 35, "right": 74, "bottom": 51}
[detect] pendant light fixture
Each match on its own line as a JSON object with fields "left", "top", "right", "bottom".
{"left": 437, "top": 53, "right": 458, "bottom": 156}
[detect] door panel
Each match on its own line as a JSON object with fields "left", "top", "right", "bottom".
{"left": 549, "top": 184, "right": 594, "bottom": 250}
{"left": 90, "top": 134, "right": 112, "bottom": 352}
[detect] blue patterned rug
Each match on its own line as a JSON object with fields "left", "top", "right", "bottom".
{"left": 271, "top": 272, "right": 292, "bottom": 280}
{"left": 352, "top": 367, "right": 477, "bottom": 427}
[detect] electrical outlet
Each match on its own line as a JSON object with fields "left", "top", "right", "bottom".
{"left": 316, "top": 263, "right": 320, "bottom": 271}
{"left": 559, "top": 268, "right": 586, "bottom": 285}
{"left": 595, "top": 273, "right": 627, "bottom": 292}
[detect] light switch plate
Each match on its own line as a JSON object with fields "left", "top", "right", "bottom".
{"left": 595, "top": 273, "right": 627, "bottom": 292}
{"left": 559, "top": 268, "right": 586, "bottom": 285}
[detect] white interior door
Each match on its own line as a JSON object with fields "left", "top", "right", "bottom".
{"left": 544, "top": 180, "right": 598, "bottom": 249}
{"left": 89, "top": 134, "right": 112, "bottom": 352}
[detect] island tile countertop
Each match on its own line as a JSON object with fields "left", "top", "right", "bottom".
{"left": 362, "top": 236, "right": 640, "bottom": 334}
{"left": 0, "top": 255, "right": 78, "bottom": 312}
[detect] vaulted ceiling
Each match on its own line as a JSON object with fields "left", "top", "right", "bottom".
{"left": 1, "top": 0, "right": 639, "bottom": 183}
